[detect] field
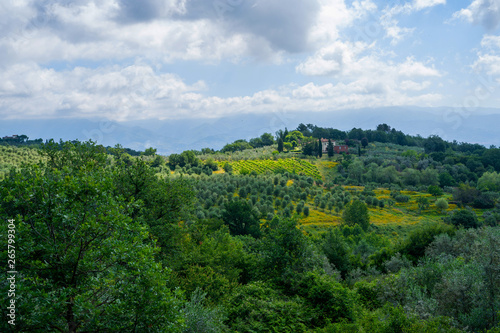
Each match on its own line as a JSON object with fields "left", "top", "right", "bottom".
{"left": 220, "top": 158, "right": 322, "bottom": 179}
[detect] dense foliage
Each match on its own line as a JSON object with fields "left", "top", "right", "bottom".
{"left": 1, "top": 123, "right": 499, "bottom": 332}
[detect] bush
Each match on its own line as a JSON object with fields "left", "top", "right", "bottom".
{"left": 472, "top": 192, "right": 496, "bottom": 209}
{"left": 435, "top": 198, "right": 449, "bottom": 211}
{"left": 395, "top": 194, "right": 410, "bottom": 203}
{"left": 450, "top": 209, "right": 480, "bottom": 229}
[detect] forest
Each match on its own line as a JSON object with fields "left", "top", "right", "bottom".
{"left": 0, "top": 123, "right": 499, "bottom": 333}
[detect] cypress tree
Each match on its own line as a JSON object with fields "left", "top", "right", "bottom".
{"left": 277, "top": 138, "right": 284, "bottom": 153}
{"left": 318, "top": 138, "right": 323, "bottom": 158}
{"left": 327, "top": 139, "right": 334, "bottom": 157}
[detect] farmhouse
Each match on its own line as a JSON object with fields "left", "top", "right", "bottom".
{"left": 320, "top": 138, "right": 349, "bottom": 154}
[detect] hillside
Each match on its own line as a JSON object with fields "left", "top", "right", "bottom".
{"left": 1, "top": 125, "right": 499, "bottom": 332}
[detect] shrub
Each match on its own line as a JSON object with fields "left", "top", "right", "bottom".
{"left": 395, "top": 194, "right": 410, "bottom": 203}
{"left": 450, "top": 209, "right": 480, "bottom": 229}
{"left": 435, "top": 198, "right": 449, "bottom": 211}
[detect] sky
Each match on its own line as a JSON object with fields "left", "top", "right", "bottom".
{"left": 1, "top": 0, "right": 500, "bottom": 122}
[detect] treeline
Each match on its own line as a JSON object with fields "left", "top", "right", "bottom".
{"left": 0, "top": 134, "right": 43, "bottom": 146}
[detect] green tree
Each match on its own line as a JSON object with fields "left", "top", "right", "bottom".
{"left": 303, "top": 206, "right": 310, "bottom": 217}
{"left": 428, "top": 185, "right": 444, "bottom": 197}
{"left": 439, "top": 172, "right": 455, "bottom": 187}
{"left": 0, "top": 141, "right": 184, "bottom": 332}
{"left": 222, "top": 201, "right": 261, "bottom": 238}
{"left": 361, "top": 137, "right": 369, "bottom": 148}
{"left": 317, "top": 138, "right": 323, "bottom": 158}
{"left": 142, "top": 147, "right": 157, "bottom": 156}
{"left": 277, "top": 138, "right": 284, "bottom": 153}
{"left": 260, "top": 132, "right": 275, "bottom": 146}
{"left": 416, "top": 196, "right": 431, "bottom": 212}
{"left": 342, "top": 200, "right": 370, "bottom": 231}
{"left": 327, "top": 139, "right": 334, "bottom": 157}
{"left": 450, "top": 209, "right": 480, "bottom": 229}
{"left": 477, "top": 171, "right": 500, "bottom": 191}
{"left": 435, "top": 198, "right": 449, "bottom": 212}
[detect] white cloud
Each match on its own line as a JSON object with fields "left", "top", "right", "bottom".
{"left": 453, "top": 0, "right": 500, "bottom": 30}
{"left": 473, "top": 54, "right": 500, "bottom": 76}
{"left": 380, "top": 0, "right": 445, "bottom": 44}
{"left": 472, "top": 34, "right": 500, "bottom": 77}
{"left": 481, "top": 35, "right": 500, "bottom": 49}
{"left": 413, "top": 0, "right": 446, "bottom": 11}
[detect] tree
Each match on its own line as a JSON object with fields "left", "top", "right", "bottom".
{"left": 428, "top": 185, "right": 444, "bottom": 197}
{"left": 450, "top": 209, "right": 480, "bottom": 229}
{"left": 327, "top": 139, "right": 334, "bottom": 157}
{"left": 317, "top": 138, "right": 323, "bottom": 158}
{"left": 435, "top": 198, "right": 449, "bottom": 212}
{"left": 477, "top": 171, "right": 500, "bottom": 191}
{"left": 342, "top": 200, "right": 370, "bottom": 231}
{"left": 439, "top": 172, "right": 455, "bottom": 187}
{"left": 416, "top": 196, "right": 430, "bottom": 212}
{"left": 142, "top": 147, "right": 157, "bottom": 156}
{"left": 277, "top": 138, "right": 284, "bottom": 153}
{"left": 424, "top": 135, "right": 446, "bottom": 153}
{"left": 361, "top": 137, "right": 368, "bottom": 148}
{"left": 222, "top": 201, "right": 261, "bottom": 238}
{"left": 260, "top": 133, "right": 275, "bottom": 146}
{"left": 0, "top": 141, "right": 184, "bottom": 332}
{"left": 376, "top": 123, "right": 391, "bottom": 133}
{"left": 303, "top": 206, "right": 310, "bottom": 217}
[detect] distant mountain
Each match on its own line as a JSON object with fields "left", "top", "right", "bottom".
{"left": 1, "top": 107, "right": 499, "bottom": 154}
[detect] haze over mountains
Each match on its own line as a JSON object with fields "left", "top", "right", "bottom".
{"left": 2, "top": 107, "right": 499, "bottom": 155}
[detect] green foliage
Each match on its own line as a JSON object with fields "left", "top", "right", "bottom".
{"left": 453, "top": 183, "right": 480, "bottom": 205}
{"left": 439, "top": 172, "right": 455, "bottom": 187}
{"left": 342, "top": 200, "right": 370, "bottom": 231}
{"left": 450, "top": 209, "right": 480, "bottom": 229}
{"left": 416, "top": 196, "right": 431, "bottom": 211}
{"left": 277, "top": 138, "right": 284, "bottom": 153}
{"left": 399, "top": 223, "right": 455, "bottom": 263}
{"left": 428, "top": 185, "right": 444, "bottom": 197}
{"left": 224, "top": 282, "right": 309, "bottom": 332}
{"left": 142, "top": 147, "right": 157, "bottom": 156}
{"left": 0, "top": 142, "right": 184, "bottom": 332}
{"left": 169, "top": 150, "right": 201, "bottom": 169}
{"left": 322, "top": 229, "right": 350, "bottom": 278}
{"left": 435, "top": 198, "right": 449, "bottom": 212}
{"left": 222, "top": 201, "right": 261, "bottom": 238}
{"left": 221, "top": 139, "right": 253, "bottom": 153}
{"left": 293, "top": 272, "right": 356, "bottom": 327}
{"left": 183, "top": 289, "right": 227, "bottom": 333}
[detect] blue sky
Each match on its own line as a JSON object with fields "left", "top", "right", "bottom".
{"left": 1, "top": 0, "right": 500, "bottom": 122}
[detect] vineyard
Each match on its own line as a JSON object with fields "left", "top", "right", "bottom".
{"left": 222, "top": 158, "right": 322, "bottom": 179}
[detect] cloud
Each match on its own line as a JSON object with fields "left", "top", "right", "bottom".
{"left": 0, "top": 63, "right": 206, "bottom": 120}
{"left": 379, "top": 0, "right": 445, "bottom": 44}
{"left": 413, "top": 0, "right": 446, "bottom": 11}
{"left": 471, "top": 34, "right": 500, "bottom": 78}
{"left": 481, "top": 34, "right": 500, "bottom": 49}
{"left": 453, "top": 0, "right": 500, "bottom": 30}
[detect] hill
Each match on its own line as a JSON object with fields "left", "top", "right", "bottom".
{"left": 1, "top": 125, "right": 499, "bottom": 332}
